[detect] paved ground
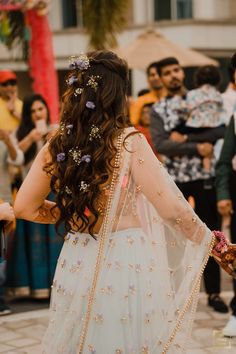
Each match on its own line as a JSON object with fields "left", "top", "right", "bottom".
{"left": 0, "top": 292, "right": 236, "bottom": 354}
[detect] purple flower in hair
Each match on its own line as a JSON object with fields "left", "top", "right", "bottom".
{"left": 57, "top": 153, "right": 66, "bottom": 162}
{"left": 81, "top": 154, "right": 91, "bottom": 163}
{"left": 66, "top": 124, "right": 73, "bottom": 134}
{"left": 69, "top": 62, "right": 76, "bottom": 70}
{"left": 75, "top": 59, "right": 88, "bottom": 70}
{"left": 69, "top": 54, "right": 90, "bottom": 71}
{"left": 86, "top": 101, "right": 96, "bottom": 109}
{"left": 67, "top": 76, "right": 78, "bottom": 86}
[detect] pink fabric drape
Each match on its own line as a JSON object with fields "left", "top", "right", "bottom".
{"left": 25, "top": 10, "right": 59, "bottom": 123}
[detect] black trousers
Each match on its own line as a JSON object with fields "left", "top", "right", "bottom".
{"left": 229, "top": 172, "right": 236, "bottom": 316}
{"left": 177, "top": 179, "right": 221, "bottom": 295}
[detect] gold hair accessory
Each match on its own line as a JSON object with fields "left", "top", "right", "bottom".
{"left": 80, "top": 181, "right": 90, "bottom": 192}
{"left": 65, "top": 186, "right": 72, "bottom": 195}
{"left": 89, "top": 125, "right": 101, "bottom": 141}
{"left": 74, "top": 88, "right": 84, "bottom": 96}
{"left": 69, "top": 147, "right": 82, "bottom": 165}
{"left": 87, "top": 75, "right": 101, "bottom": 91}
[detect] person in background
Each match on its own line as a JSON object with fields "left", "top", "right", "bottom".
{"left": 16, "top": 94, "right": 50, "bottom": 176}
{"left": 222, "top": 61, "right": 236, "bottom": 125}
{"left": 0, "top": 202, "right": 15, "bottom": 316}
{"left": 215, "top": 53, "right": 236, "bottom": 337}
{"left": 137, "top": 88, "right": 150, "bottom": 97}
{"left": 129, "top": 62, "right": 164, "bottom": 125}
{"left": 7, "top": 94, "right": 63, "bottom": 299}
{"left": 135, "top": 103, "right": 159, "bottom": 158}
{"left": 0, "top": 70, "right": 22, "bottom": 132}
{"left": 0, "top": 129, "right": 24, "bottom": 315}
{"left": 150, "top": 57, "right": 227, "bottom": 313}
{"left": 171, "top": 65, "right": 226, "bottom": 187}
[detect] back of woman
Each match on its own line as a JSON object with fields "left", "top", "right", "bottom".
{"left": 14, "top": 50, "right": 232, "bottom": 354}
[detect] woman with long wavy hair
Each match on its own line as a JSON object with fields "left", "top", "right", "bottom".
{"left": 14, "top": 51, "right": 235, "bottom": 353}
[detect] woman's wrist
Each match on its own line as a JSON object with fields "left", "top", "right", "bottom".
{"left": 28, "top": 131, "right": 34, "bottom": 144}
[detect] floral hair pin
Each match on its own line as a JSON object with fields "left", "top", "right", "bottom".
{"left": 74, "top": 87, "right": 84, "bottom": 97}
{"left": 67, "top": 75, "right": 78, "bottom": 86}
{"left": 59, "top": 123, "right": 65, "bottom": 135}
{"left": 57, "top": 152, "right": 66, "bottom": 162}
{"left": 65, "top": 186, "right": 72, "bottom": 195}
{"left": 69, "top": 147, "right": 82, "bottom": 165}
{"left": 69, "top": 147, "right": 91, "bottom": 166}
{"left": 89, "top": 125, "right": 101, "bottom": 141}
{"left": 60, "top": 123, "right": 73, "bottom": 135}
{"left": 87, "top": 75, "right": 101, "bottom": 91}
{"left": 81, "top": 154, "right": 91, "bottom": 163}
{"left": 86, "top": 101, "right": 96, "bottom": 109}
{"left": 80, "top": 181, "right": 90, "bottom": 192}
{"left": 66, "top": 124, "right": 73, "bottom": 134}
{"left": 69, "top": 54, "right": 90, "bottom": 71}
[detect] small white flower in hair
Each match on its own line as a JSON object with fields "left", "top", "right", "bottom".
{"left": 80, "top": 181, "right": 90, "bottom": 192}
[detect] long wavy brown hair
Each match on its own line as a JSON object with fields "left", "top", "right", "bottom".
{"left": 44, "top": 50, "right": 130, "bottom": 237}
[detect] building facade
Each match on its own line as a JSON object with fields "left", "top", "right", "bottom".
{"left": 0, "top": 0, "right": 236, "bottom": 97}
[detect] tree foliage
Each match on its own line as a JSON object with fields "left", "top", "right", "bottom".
{"left": 82, "top": 0, "right": 130, "bottom": 49}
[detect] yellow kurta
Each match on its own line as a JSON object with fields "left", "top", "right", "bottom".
{"left": 0, "top": 97, "right": 22, "bottom": 131}
{"left": 129, "top": 91, "right": 162, "bottom": 125}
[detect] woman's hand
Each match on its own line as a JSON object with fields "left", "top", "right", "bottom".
{"left": 30, "top": 128, "right": 43, "bottom": 142}
{"left": 0, "top": 129, "right": 10, "bottom": 144}
{"left": 19, "top": 128, "right": 43, "bottom": 153}
{"left": 0, "top": 203, "right": 15, "bottom": 222}
{"left": 217, "top": 199, "right": 233, "bottom": 216}
{"left": 197, "top": 143, "right": 213, "bottom": 157}
{"left": 0, "top": 129, "right": 17, "bottom": 160}
{"left": 169, "top": 131, "right": 187, "bottom": 143}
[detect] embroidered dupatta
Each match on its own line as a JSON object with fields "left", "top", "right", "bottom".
{"left": 77, "top": 128, "right": 214, "bottom": 354}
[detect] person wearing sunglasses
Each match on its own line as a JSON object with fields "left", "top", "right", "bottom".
{"left": 0, "top": 70, "right": 23, "bottom": 132}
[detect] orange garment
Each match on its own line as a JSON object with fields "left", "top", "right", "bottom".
{"left": 129, "top": 91, "right": 161, "bottom": 125}
{"left": 135, "top": 125, "right": 161, "bottom": 160}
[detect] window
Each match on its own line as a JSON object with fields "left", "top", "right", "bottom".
{"left": 154, "top": 0, "right": 171, "bottom": 21}
{"left": 62, "top": 0, "right": 77, "bottom": 28}
{"left": 176, "top": 0, "right": 192, "bottom": 19}
{"left": 154, "top": 0, "right": 192, "bottom": 21}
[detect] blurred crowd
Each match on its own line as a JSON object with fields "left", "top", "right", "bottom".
{"left": 1, "top": 53, "right": 236, "bottom": 336}
{"left": 0, "top": 71, "right": 63, "bottom": 317}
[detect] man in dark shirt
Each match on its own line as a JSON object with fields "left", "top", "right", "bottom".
{"left": 215, "top": 52, "right": 236, "bottom": 336}
{"left": 150, "top": 57, "right": 227, "bottom": 313}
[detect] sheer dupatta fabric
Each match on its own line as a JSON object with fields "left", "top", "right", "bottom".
{"left": 80, "top": 128, "right": 214, "bottom": 353}
{"left": 42, "top": 128, "right": 214, "bottom": 354}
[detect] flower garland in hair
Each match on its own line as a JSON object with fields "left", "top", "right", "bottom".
{"left": 67, "top": 53, "right": 101, "bottom": 101}
{"left": 68, "top": 54, "right": 90, "bottom": 71}
{"left": 56, "top": 148, "right": 91, "bottom": 167}
{"left": 60, "top": 53, "right": 104, "bottom": 193}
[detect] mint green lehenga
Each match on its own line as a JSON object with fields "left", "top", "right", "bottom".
{"left": 42, "top": 128, "right": 214, "bottom": 354}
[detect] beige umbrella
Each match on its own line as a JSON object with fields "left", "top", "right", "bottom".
{"left": 116, "top": 29, "right": 218, "bottom": 69}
